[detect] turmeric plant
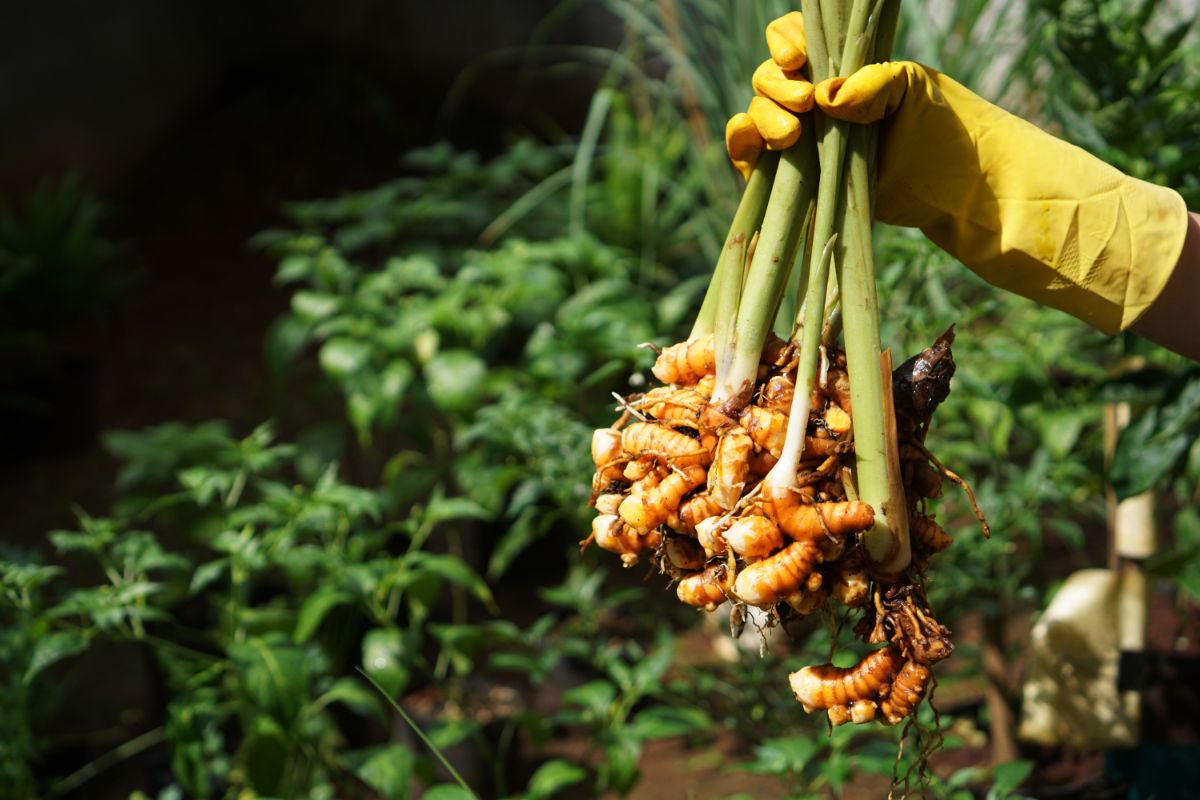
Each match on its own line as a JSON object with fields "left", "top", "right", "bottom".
{"left": 583, "top": 0, "right": 989, "bottom": 739}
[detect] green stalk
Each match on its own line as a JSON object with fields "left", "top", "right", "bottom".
{"left": 773, "top": 206, "right": 817, "bottom": 341}
{"left": 768, "top": 232, "right": 839, "bottom": 485}
{"left": 804, "top": 1, "right": 831, "bottom": 87}
{"left": 712, "top": 221, "right": 747, "bottom": 390}
{"left": 765, "top": 0, "right": 853, "bottom": 491}
{"left": 692, "top": 153, "right": 778, "bottom": 338}
{"left": 839, "top": 140, "right": 908, "bottom": 573}
{"left": 763, "top": 117, "right": 845, "bottom": 490}
{"left": 840, "top": 0, "right": 909, "bottom": 575}
{"left": 713, "top": 133, "right": 818, "bottom": 409}
{"left": 818, "top": 0, "right": 847, "bottom": 73}
{"left": 768, "top": 0, "right": 910, "bottom": 579}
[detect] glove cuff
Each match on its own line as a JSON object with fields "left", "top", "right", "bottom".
{"left": 1110, "top": 180, "right": 1188, "bottom": 333}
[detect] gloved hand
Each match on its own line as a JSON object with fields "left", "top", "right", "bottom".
{"left": 727, "top": 14, "right": 1189, "bottom": 335}
{"left": 725, "top": 13, "right": 815, "bottom": 179}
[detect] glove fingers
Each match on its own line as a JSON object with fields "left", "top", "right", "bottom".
{"left": 766, "top": 11, "right": 807, "bottom": 71}
{"left": 815, "top": 62, "right": 913, "bottom": 124}
{"left": 726, "top": 113, "right": 764, "bottom": 181}
{"left": 753, "top": 60, "right": 814, "bottom": 113}
{"left": 748, "top": 96, "right": 802, "bottom": 150}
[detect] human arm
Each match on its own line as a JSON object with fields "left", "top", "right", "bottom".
{"left": 1130, "top": 212, "right": 1200, "bottom": 361}
{"left": 727, "top": 16, "right": 1196, "bottom": 359}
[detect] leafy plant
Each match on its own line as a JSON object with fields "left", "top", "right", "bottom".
{"left": 256, "top": 139, "right": 720, "bottom": 581}
{"left": 1034, "top": 0, "right": 1200, "bottom": 603}
{"left": 3, "top": 421, "right": 506, "bottom": 797}
{"left": 1036, "top": 0, "right": 1200, "bottom": 205}
{"left": 0, "top": 172, "right": 125, "bottom": 342}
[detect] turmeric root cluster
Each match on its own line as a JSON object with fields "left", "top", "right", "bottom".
{"left": 585, "top": 328, "right": 970, "bottom": 728}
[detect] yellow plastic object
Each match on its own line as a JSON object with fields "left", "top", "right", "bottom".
{"left": 752, "top": 59, "right": 814, "bottom": 113}
{"left": 814, "top": 62, "right": 1188, "bottom": 333}
{"left": 765, "top": 11, "right": 807, "bottom": 71}
{"left": 748, "top": 96, "right": 801, "bottom": 151}
{"left": 725, "top": 113, "right": 763, "bottom": 181}
{"left": 1019, "top": 568, "right": 1141, "bottom": 748}
{"left": 725, "top": 13, "right": 1189, "bottom": 333}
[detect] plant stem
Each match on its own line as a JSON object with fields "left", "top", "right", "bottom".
{"left": 359, "top": 668, "right": 481, "bottom": 799}
{"left": 767, "top": 0, "right": 910, "bottom": 577}
{"left": 765, "top": 0, "right": 851, "bottom": 491}
{"left": 693, "top": 154, "right": 778, "bottom": 338}
{"left": 714, "top": 134, "right": 818, "bottom": 409}
{"left": 49, "top": 726, "right": 166, "bottom": 797}
{"left": 712, "top": 225, "right": 746, "bottom": 393}
{"left": 835, "top": 0, "right": 910, "bottom": 576}
{"left": 838, "top": 146, "right": 909, "bottom": 572}
{"left": 768, "top": 232, "right": 839, "bottom": 485}
{"left": 818, "top": 0, "right": 847, "bottom": 73}
{"left": 773, "top": 212, "right": 816, "bottom": 340}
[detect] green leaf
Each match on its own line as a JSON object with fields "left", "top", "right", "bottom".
{"left": 596, "top": 727, "right": 641, "bottom": 794}
{"left": 346, "top": 744, "right": 415, "bottom": 800}
{"left": 407, "top": 553, "right": 495, "bottom": 610}
{"left": 425, "top": 350, "right": 488, "bottom": 414}
{"left": 347, "top": 391, "right": 378, "bottom": 443}
{"left": 264, "top": 315, "right": 312, "bottom": 372}
{"left": 989, "top": 759, "right": 1034, "bottom": 798}
{"left": 380, "top": 359, "right": 415, "bottom": 406}
{"left": 189, "top": 558, "right": 228, "bottom": 595}
{"left": 487, "top": 506, "right": 545, "bottom": 580}
{"left": 319, "top": 337, "right": 372, "bottom": 378}
{"left": 1034, "top": 409, "right": 1086, "bottom": 459}
{"left": 0, "top": 559, "right": 62, "bottom": 588}
{"left": 562, "top": 680, "right": 616, "bottom": 723}
{"left": 740, "top": 736, "right": 820, "bottom": 776}
{"left": 313, "top": 677, "right": 384, "bottom": 721}
{"left": 25, "top": 630, "right": 90, "bottom": 684}
{"left": 428, "top": 718, "right": 481, "bottom": 750}
{"left": 230, "top": 637, "right": 309, "bottom": 724}
{"left": 1111, "top": 371, "right": 1200, "bottom": 498}
{"left": 629, "top": 706, "right": 711, "bottom": 741}
{"left": 629, "top": 639, "right": 674, "bottom": 696}
{"left": 291, "top": 290, "right": 341, "bottom": 322}
{"left": 362, "top": 628, "right": 410, "bottom": 699}
{"left": 428, "top": 621, "right": 519, "bottom": 676}
{"left": 425, "top": 493, "right": 491, "bottom": 526}
{"left": 274, "top": 252, "right": 313, "bottom": 283}
{"left": 293, "top": 586, "right": 352, "bottom": 643}
{"left": 656, "top": 274, "right": 709, "bottom": 330}
{"left": 422, "top": 786, "right": 475, "bottom": 800}
{"left": 241, "top": 715, "right": 289, "bottom": 795}
{"left": 524, "top": 759, "right": 587, "bottom": 799}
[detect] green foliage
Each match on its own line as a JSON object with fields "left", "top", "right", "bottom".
{"left": 257, "top": 139, "right": 714, "bottom": 581}
{"left": 1035, "top": 0, "right": 1200, "bottom": 596}
{"left": 264, "top": 141, "right": 569, "bottom": 252}
{"left": 594, "top": 0, "right": 796, "bottom": 261}
{"left": 1036, "top": 0, "right": 1200, "bottom": 205}
{"left": 0, "top": 172, "right": 125, "bottom": 341}
{"left": 1108, "top": 365, "right": 1200, "bottom": 499}
{"left": 727, "top": 728, "right": 897, "bottom": 798}
{"left": 4, "top": 422, "right": 481, "bottom": 796}
{"left": 0, "top": 419, "right": 703, "bottom": 798}
{"left": 0, "top": 128, "right": 729, "bottom": 800}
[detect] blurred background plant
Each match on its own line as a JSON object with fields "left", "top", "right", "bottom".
{"left": 2, "top": 0, "right": 1197, "bottom": 798}
{"left": 0, "top": 172, "right": 126, "bottom": 344}
{"left": 0, "top": 172, "right": 128, "bottom": 459}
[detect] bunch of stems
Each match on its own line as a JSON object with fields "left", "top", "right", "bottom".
{"left": 694, "top": 0, "right": 909, "bottom": 577}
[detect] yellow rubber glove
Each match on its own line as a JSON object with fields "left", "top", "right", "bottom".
{"left": 726, "top": 17, "right": 1190, "bottom": 335}
{"left": 725, "top": 13, "right": 814, "bottom": 180}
